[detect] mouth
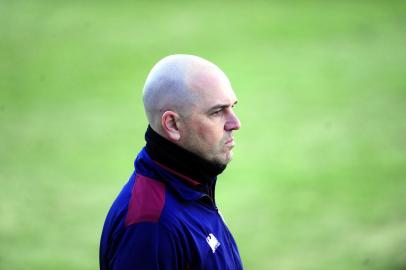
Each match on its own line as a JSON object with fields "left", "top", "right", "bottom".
{"left": 225, "top": 137, "right": 234, "bottom": 147}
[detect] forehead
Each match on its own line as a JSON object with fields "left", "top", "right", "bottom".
{"left": 186, "top": 64, "right": 237, "bottom": 109}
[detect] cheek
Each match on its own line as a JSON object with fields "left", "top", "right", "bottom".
{"left": 195, "top": 121, "right": 223, "bottom": 144}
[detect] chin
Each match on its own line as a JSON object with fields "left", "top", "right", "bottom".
{"left": 223, "top": 151, "right": 233, "bottom": 164}
{"left": 212, "top": 156, "right": 230, "bottom": 167}
{"left": 210, "top": 150, "right": 233, "bottom": 166}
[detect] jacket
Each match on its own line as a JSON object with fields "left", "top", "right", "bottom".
{"left": 100, "top": 148, "right": 243, "bottom": 269}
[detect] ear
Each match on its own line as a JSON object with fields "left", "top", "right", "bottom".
{"left": 161, "top": 111, "right": 181, "bottom": 141}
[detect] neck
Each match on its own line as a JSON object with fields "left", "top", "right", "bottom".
{"left": 145, "top": 126, "right": 226, "bottom": 185}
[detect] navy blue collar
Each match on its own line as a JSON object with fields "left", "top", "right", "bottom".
{"left": 135, "top": 148, "right": 211, "bottom": 202}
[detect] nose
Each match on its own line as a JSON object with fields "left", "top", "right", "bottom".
{"left": 225, "top": 110, "right": 241, "bottom": 131}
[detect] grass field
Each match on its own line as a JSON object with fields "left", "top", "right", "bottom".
{"left": 1, "top": 1, "right": 406, "bottom": 269}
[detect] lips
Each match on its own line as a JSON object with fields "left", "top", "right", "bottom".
{"left": 225, "top": 138, "right": 234, "bottom": 147}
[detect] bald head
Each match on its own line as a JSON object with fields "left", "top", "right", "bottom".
{"left": 142, "top": 54, "right": 240, "bottom": 164}
{"left": 143, "top": 54, "right": 231, "bottom": 133}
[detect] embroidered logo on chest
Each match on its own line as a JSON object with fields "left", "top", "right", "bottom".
{"left": 206, "top": 233, "right": 221, "bottom": 253}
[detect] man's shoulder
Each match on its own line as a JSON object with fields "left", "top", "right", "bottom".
{"left": 124, "top": 172, "right": 199, "bottom": 231}
{"left": 124, "top": 174, "right": 166, "bottom": 227}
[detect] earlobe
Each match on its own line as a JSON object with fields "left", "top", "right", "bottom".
{"left": 161, "top": 111, "right": 181, "bottom": 141}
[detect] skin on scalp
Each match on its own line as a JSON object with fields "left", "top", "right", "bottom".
{"left": 143, "top": 54, "right": 200, "bottom": 131}
{"left": 143, "top": 54, "right": 231, "bottom": 129}
{"left": 143, "top": 54, "right": 240, "bottom": 164}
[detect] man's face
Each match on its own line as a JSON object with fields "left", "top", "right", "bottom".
{"left": 178, "top": 69, "right": 241, "bottom": 165}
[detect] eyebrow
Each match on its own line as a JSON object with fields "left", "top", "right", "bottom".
{"left": 207, "top": 100, "right": 238, "bottom": 113}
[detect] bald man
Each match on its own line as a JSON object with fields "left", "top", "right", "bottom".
{"left": 100, "top": 55, "right": 243, "bottom": 270}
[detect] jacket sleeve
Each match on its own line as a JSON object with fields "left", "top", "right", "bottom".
{"left": 110, "top": 222, "right": 183, "bottom": 270}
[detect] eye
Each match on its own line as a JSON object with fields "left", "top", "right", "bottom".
{"left": 211, "top": 109, "right": 223, "bottom": 116}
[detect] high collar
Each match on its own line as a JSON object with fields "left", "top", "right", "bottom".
{"left": 144, "top": 125, "right": 226, "bottom": 186}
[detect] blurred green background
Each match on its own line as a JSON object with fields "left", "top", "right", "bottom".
{"left": 1, "top": 1, "right": 406, "bottom": 269}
